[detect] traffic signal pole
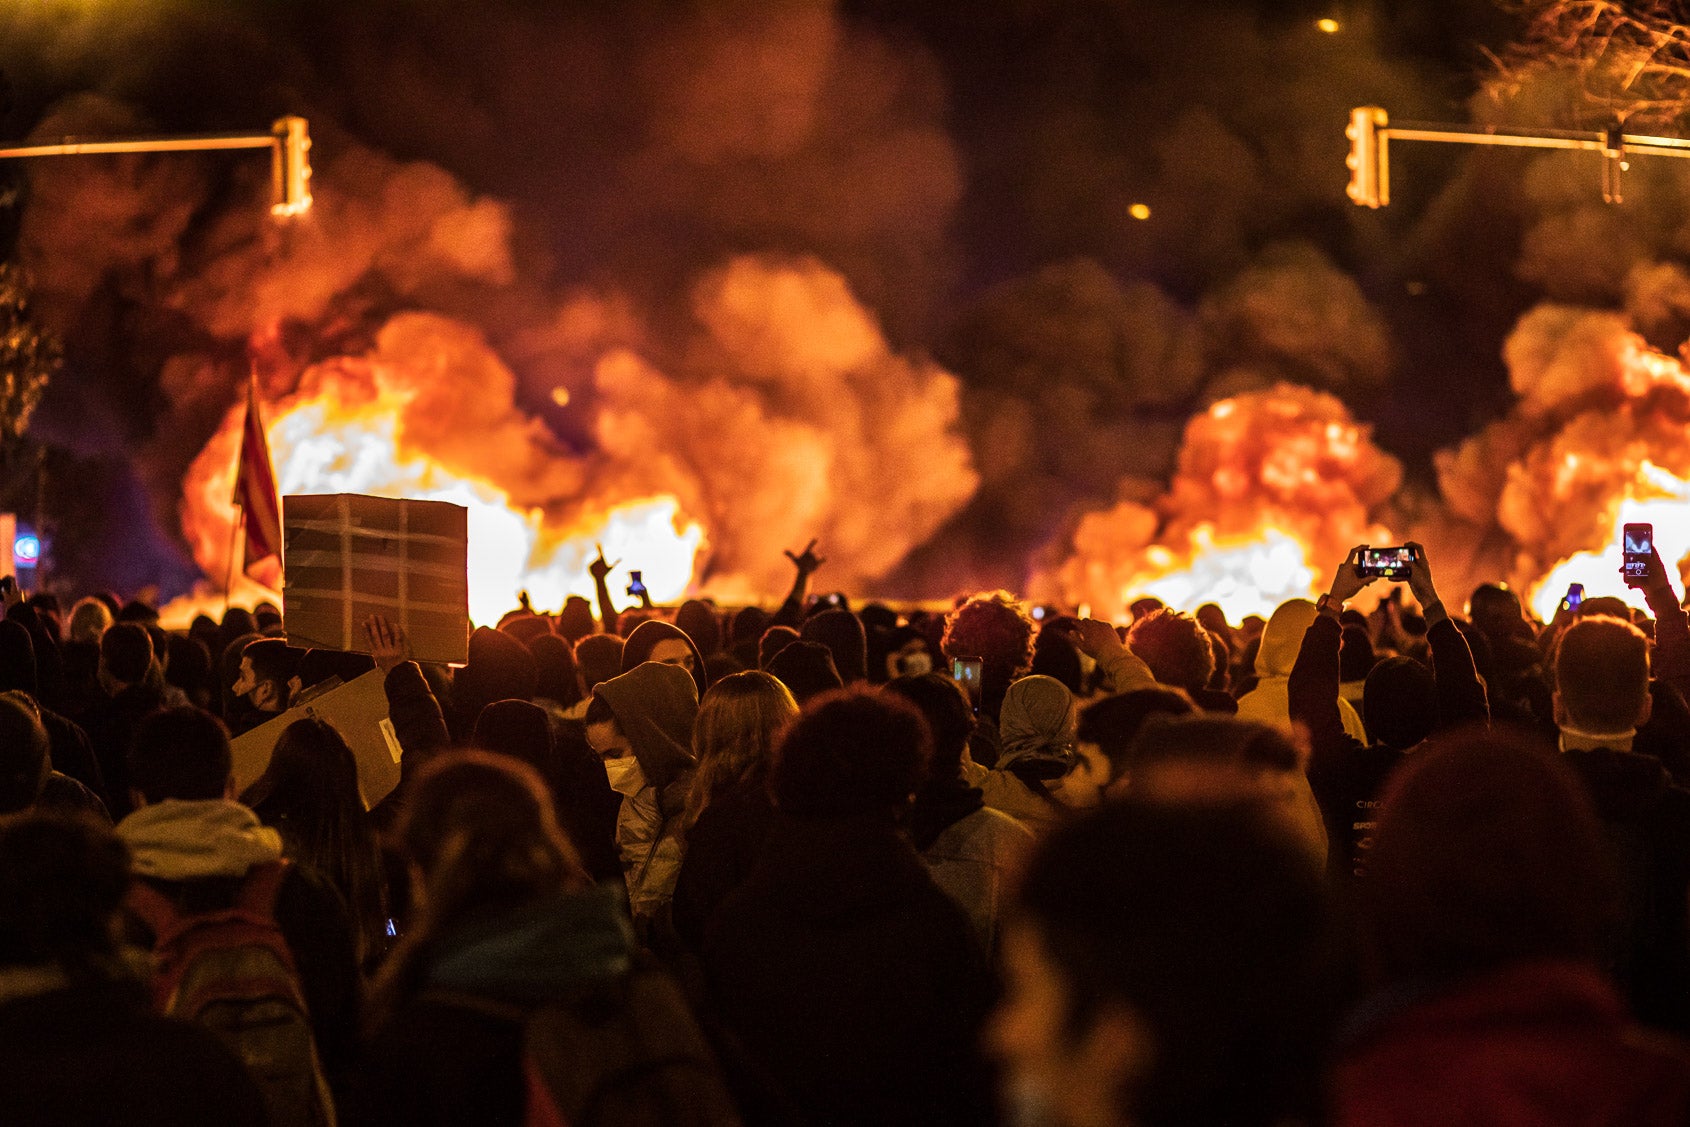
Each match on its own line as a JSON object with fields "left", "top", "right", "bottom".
{"left": 1346, "top": 106, "right": 1690, "bottom": 208}
{"left": 0, "top": 115, "right": 312, "bottom": 216}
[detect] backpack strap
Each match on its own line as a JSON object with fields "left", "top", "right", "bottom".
{"left": 236, "top": 859, "right": 291, "bottom": 921}
{"left": 124, "top": 879, "right": 185, "bottom": 943}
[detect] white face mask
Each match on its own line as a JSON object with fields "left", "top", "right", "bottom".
{"left": 603, "top": 755, "right": 647, "bottom": 797}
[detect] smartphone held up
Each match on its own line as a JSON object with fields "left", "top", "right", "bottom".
{"left": 1352, "top": 545, "right": 1419, "bottom": 581}
{"left": 1623, "top": 523, "right": 1653, "bottom": 581}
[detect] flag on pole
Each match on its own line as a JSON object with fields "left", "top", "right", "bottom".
{"left": 232, "top": 371, "right": 282, "bottom": 575}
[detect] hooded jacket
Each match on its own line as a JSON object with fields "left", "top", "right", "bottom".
{"left": 115, "top": 799, "right": 359, "bottom": 1092}
{"left": 1238, "top": 600, "right": 1369, "bottom": 743}
{"left": 593, "top": 662, "right": 698, "bottom": 927}
{"left": 974, "top": 675, "right": 1077, "bottom": 831}
{"left": 619, "top": 620, "right": 707, "bottom": 698}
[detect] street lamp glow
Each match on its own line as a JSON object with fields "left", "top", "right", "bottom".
{"left": 1316, "top": 18, "right": 1340, "bottom": 33}
{"left": 1129, "top": 203, "right": 1152, "bottom": 220}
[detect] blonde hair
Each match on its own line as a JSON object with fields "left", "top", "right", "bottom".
{"left": 683, "top": 671, "right": 798, "bottom": 830}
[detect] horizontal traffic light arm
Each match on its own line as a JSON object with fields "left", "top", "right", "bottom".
{"left": 1382, "top": 121, "right": 1690, "bottom": 160}
{"left": 0, "top": 131, "right": 276, "bottom": 158}
{"left": 0, "top": 116, "right": 311, "bottom": 217}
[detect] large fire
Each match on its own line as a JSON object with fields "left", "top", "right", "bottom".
{"left": 1043, "top": 385, "right": 1400, "bottom": 623}
{"left": 181, "top": 354, "right": 706, "bottom": 628}
{"left": 1527, "top": 460, "right": 1690, "bottom": 622}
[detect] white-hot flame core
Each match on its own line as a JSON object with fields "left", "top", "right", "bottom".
{"left": 1528, "top": 460, "right": 1690, "bottom": 622}
{"left": 268, "top": 398, "right": 703, "bottom": 626}
{"left": 1129, "top": 526, "right": 1321, "bottom": 623}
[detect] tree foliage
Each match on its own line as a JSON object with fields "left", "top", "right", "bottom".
{"left": 1490, "top": 1, "right": 1690, "bottom": 128}
{"left": 0, "top": 263, "right": 57, "bottom": 448}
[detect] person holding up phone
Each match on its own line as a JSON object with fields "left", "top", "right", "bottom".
{"left": 1290, "top": 542, "right": 1489, "bottom": 885}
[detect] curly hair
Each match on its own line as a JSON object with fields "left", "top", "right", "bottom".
{"left": 942, "top": 591, "right": 1034, "bottom": 678}
{"left": 1127, "top": 609, "right": 1215, "bottom": 694}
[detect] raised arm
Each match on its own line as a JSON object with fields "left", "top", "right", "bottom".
{"left": 1065, "top": 618, "right": 1156, "bottom": 696}
{"left": 1632, "top": 543, "right": 1690, "bottom": 705}
{"left": 1404, "top": 542, "right": 1488, "bottom": 729}
{"left": 772, "top": 539, "right": 825, "bottom": 628}
{"left": 589, "top": 545, "right": 622, "bottom": 636}
{"left": 1292, "top": 549, "right": 1370, "bottom": 758}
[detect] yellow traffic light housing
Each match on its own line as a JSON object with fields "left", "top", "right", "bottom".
{"left": 1347, "top": 106, "right": 1389, "bottom": 208}
{"left": 271, "top": 115, "right": 312, "bottom": 217}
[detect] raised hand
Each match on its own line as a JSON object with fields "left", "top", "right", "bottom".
{"left": 588, "top": 544, "right": 620, "bottom": 583}
{"left": 784, "top": 539, "right": 826, "bottom": 577}
{"left": 1328, "top": 548, "right": 1373, "bottom": 605}
{"left": 1404, "top": 541, "right": 1440, "bottom": 608}
{"left": 364, "top": 614, "right": 412, "bottom": 672}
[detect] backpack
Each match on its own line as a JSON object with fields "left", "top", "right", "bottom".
{"left": 126, "top": 859, "right": 338, "bottom": 1127}
{"left": 433, "top": 957, "right": 742, "bottom": 1127}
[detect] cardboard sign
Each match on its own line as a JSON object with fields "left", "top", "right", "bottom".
{"left": 230, "top": 670, "right": 404, "bottom": 805}
{"left": 283, "top": 493, "right": 470, "bottom": 664}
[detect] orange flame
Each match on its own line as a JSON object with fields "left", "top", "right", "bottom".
{"left": 1528, "top": 460, "right": 1690, "bottom": 621}
{"left": 181, "top": 372, "right": 705, "bottom": 628}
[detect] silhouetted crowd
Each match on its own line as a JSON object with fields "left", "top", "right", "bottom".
{"left": 7, "top": 536, "right": 1690, "bottom": 1127}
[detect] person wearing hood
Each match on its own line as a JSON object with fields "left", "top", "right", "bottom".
{"left": 0, "top": 620, "right": 104, "bottom": 802}
{"left": 703, "top": 686, "right": 996, "bottom": 1127}
{"left": 1237, "top": 599, "right": 1369, "bottom": 744}
{"left": 474, "top": 699, "right": 622, "bottom": 887}
{"left": 765, "top": 639, "right": 844, "bottom": 705}
{"left": 800, "top": 608, "right": 868, "bottom": 685}
{"left": 586, "top": 662, "right": 699, "bottom": 935}
{"left": 887, "top": 673, "right": 1034, "bottom": 959}
{"left": 971, "top": 674, "right": 1082, "bottom": 833}
{"left": 620, "top": 619, "right": 708, "bottom": 698}
{"left": 359, "top": 753, "right": 678, "bottom": 1127}
{"left": 114, "top": 707, "right": 359, "bottom": 1099}
{"left": 447, "top": 627, "right": 538, "bottom": 743}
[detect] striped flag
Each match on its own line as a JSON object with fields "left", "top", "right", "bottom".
{"left": 232, "top": 371, "right": 282, "bottom": 574}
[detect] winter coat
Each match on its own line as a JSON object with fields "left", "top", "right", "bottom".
{"left": 1291, "top": 612, "right": 1488, "bottom": 885}
{"left": 1331, "top": 959, "right": 1690, "bottom": 1127}
{"left": 115, "top": 798, "right": 360, "bottom": 1094}
{"left": 594, "top": 662, "right": 699, "bottom": 931}
{"left": 0, "top": 973, "right": 267, "bottom": 1127}
{"left": 914, "top": 785, "right": 1034, "bottom": 959}
{"left": 703, "top": 813, "right": 996, "bottom": 1127}
{"left": 356, "top": 885, "right": 636, "bottom": 1127}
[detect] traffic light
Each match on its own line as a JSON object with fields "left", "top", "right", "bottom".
{"left": 1346, "top": 106, "right": 1389, "bottom": 208}
{"left": 271, "top": 115, "right": 312, "bottom": 217}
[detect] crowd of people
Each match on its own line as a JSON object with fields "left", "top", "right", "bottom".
{"left": 5, "top": 534, "right": 1690, "bottom": 1126}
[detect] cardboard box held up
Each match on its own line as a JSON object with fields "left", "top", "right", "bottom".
{"left": 282, "top": 493, "right": 470, "bottom": 665}
{"left": 231, "top": 671, "right": 405, "bottom": 804}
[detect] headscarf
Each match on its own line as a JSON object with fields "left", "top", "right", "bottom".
{"left": 997, "top": 675, "right": 1077, "bottom": 772}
